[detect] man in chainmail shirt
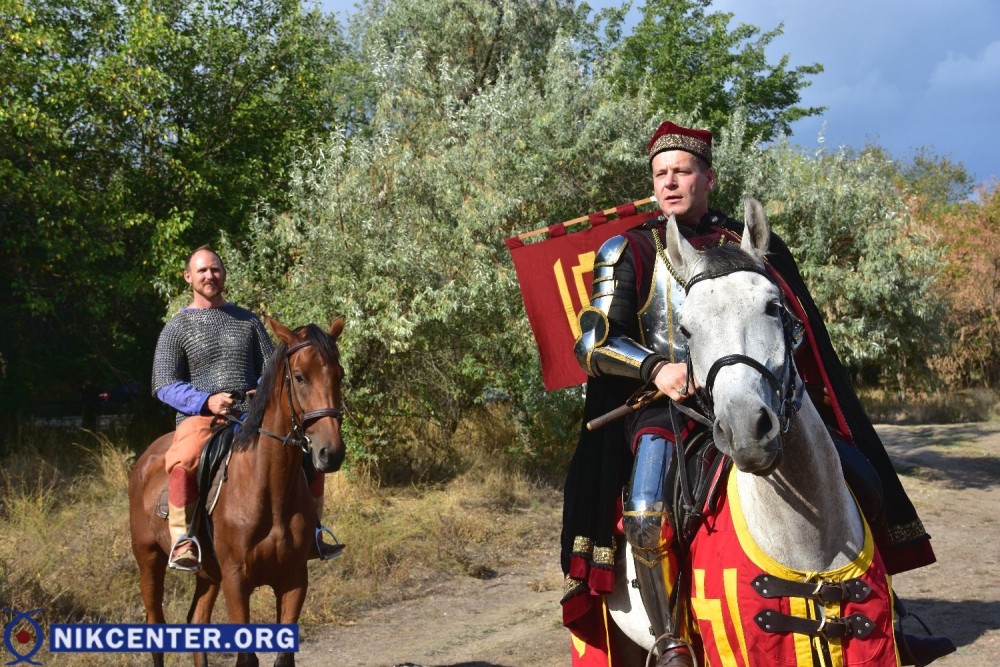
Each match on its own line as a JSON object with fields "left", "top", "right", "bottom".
{"left": 151, "top": 246, "right": 273, "bottom": 570}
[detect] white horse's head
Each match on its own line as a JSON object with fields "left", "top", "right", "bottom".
{"left": 666, "top": 197, "right": 799, "bottom": 474}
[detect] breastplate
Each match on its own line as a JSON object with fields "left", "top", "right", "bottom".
{"left": 637, "top": 252, "right": 688, "bottom": 363}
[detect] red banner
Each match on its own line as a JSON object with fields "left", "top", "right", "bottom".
{"left": 505, "top": 204, "right": 657, "bottom": 391}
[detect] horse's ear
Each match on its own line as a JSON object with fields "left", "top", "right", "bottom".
{"left": 328, "top": 315, "right": 345, "bottom": 340}
{"left": 266, "top": 316, "right": 296, "bottom": 346}
{"left": 741, "top": 196, "right": 771, "bottom": 260}
{"left": 665, "top": 214, "right": 699, "bottom": 280}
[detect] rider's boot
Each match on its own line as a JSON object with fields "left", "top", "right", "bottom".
{"left": 309, "top": 494, "right": 345, "bottom": 561}
{"left": 894, "top": 595, "right": 957, "bottom": 666}
{"left": 653, "top": 642, "right": 695, "bottom": 667}
{"left": 624, "top": 434, "right": 692, "bottom": 667}
{"left": 896, "top": 631, "right": 957, "bottom": 666}
{"left": 627, "top": 524, "right": 693, "bottom": 667}
{"left": 166, "top": 466, "right": 200, "bottom": 572}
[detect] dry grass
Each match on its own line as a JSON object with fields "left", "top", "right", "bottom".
{"left": 0, "top": 423, "right": 561, "bottom": 665}
{"left": 1, "top": 431, "right": 142, "bottom": 620}
{"left": 0, "top": 429, "right": 159, "bottom": 665}
{"left": 299, "top": 466, "right": 559, "bottom": 626}
{"left": 860, "top": 387, "right": 1000, "bottom": 424}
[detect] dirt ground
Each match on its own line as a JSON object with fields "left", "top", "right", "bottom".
{"left": 274, "top": 422, "right": 1000, "bottom": 667}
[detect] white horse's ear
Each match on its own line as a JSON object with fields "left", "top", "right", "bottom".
{"left": 665, "top": 214, "right": 699, "bottom": 280}
{"left": 741, "top": 196, "right": 771, "bottom": 259}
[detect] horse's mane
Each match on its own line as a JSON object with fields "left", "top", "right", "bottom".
{"left": 694, "top": 242, "right": 766, "bottom": 277}
{"left": 232, "top": 323, "right": 339, "bottom": 452}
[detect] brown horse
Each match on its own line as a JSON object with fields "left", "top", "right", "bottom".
{"left": 129, "top": 316, "right": 347, "bottom": 667}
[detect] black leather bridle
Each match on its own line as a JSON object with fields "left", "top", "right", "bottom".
{"left": 257, "top": 339, "right": 343, "bottom": 452}
{"left": 682, "top": 264, "right": 802, "bottom": 434}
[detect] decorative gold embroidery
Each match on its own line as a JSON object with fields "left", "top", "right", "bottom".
{"left": 572, "top": 536, "right": 594, "bottom": 555}
{"left": 592, "top": 537, "right": 617, "bottom": 566}
{"left": 648, "top": 134, "right": 712, "bottom": 164}
{"left": 564, "top": 576, "right": 585, "bottom": 596}
{"left": 889, "top": 519, "right": 928, "bottom": 544}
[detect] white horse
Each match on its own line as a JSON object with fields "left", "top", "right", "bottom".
{"left": 608, "top": 198, "right": 896, "bottom": 666}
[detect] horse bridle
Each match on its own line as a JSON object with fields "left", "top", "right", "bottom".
{"left": 257, "top": 339, "right": 343, "bottom": 452}
{"left": 682, "top": 264, "right": 802, "bottom": 434}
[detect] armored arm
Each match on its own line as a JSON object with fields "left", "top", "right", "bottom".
{"left": 574, "top": 235, "right": 665, "bottom": 382}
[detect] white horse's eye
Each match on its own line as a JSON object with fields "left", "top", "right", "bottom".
{"left": 765, "top": 301, "right": 783, "bottom": 317}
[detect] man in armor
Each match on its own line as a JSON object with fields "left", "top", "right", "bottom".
{"left": 152, "top": 246, "right": 342, "bottom": 571}
{"left": 562, "top": 122, "right": 949, "bottom": 666}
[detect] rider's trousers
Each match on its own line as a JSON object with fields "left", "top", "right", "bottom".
{"left": 165, "top": 415, "right": 216, "bottom": 473}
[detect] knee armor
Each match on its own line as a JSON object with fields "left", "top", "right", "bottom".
{"left": 623, "top": 433, "right": 677, "bottom": 639}
{"left": 623, "top": 433, "right": 674, "bottom": 555}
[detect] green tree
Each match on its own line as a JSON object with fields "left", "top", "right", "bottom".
{"left": 755, "top": 143, "right": 945, "bottom": 391}
{"left": 222, "top": 0, "right": 657, "bottom": 475}
{"left": 896, "top": 147, "right": 975, "bottom": 214}
{"left": 0, "top": 0, "right": 359, "bottom": 439}
{"left": 606, "top": 0, "right": 824, "bottom": 143}
{"left": 223, "top": 0, "right": 949, "bottom": 475}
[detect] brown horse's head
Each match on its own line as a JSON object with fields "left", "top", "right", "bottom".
{"left": 255, "top": 315, "right": 347, "bottom": 473}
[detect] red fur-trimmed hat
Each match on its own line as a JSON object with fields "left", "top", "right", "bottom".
{"left": 647, "top": 121, "right": 713, "bottom": 166}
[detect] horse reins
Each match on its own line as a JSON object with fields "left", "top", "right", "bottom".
{"left": 682, "top": 264, "right": 802, "bottom": 434}
{"left": 257, "top": 339, "right": 343, "bottom": 452}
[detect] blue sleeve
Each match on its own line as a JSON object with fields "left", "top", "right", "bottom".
{"left": 156, "top": 382, "right": 211, "bottom": 416}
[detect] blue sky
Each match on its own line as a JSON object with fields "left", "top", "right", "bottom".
{"left": 319, "top": 0, "right": 1000, "bottom": 186}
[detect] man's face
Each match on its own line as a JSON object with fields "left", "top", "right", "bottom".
{"left": 651, "top": 150, "right": 715, "bottom": 226}
{"left": 184, "top": 250, "right": 226, "bottom": 303}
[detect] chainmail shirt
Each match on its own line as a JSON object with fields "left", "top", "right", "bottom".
{"left": 152, "top": 303, "right": 274, "bottom": 425}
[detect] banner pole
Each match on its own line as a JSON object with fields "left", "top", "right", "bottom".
{"left": 517, "top": 196, "right": 657, "bottom": 241}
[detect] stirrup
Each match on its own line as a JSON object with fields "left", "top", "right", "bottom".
{"left": 315, "top": 524, "right": 345, "bottom": 561}
{"left": 647, "top": 634, "right": 697, "bottom": 667}
{"left": 168, "top": 534, "right": 202, "bottom": 572}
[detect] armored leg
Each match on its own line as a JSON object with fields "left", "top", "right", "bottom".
{"left": 623, "top": 432, "right": 675, "bottom": 641}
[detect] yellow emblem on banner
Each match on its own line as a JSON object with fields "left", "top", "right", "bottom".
{"left": 554, "top": 251, "right": 596, "bottom": 338}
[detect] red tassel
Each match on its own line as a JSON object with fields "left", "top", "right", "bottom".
{"left": 569, "top": 554, "right": 591, "bottom": 580}
{"left": 588, "top": 565, "right": 615, "bottom": 594}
